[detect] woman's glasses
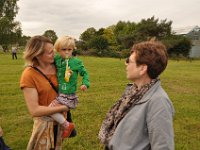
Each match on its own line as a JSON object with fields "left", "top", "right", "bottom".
{"left": 125, "top": 57, "right": 136, "bottom": 64}
{"left": 125, "top": 57, "right": 130, "bottom": 64}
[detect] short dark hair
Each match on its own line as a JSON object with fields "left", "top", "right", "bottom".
{"left": 131, "top": 40, "right": 168, "bottom": 79}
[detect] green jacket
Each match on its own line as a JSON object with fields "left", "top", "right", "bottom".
{"left": 54, "top": 54, "right": 90, "bottom": 94}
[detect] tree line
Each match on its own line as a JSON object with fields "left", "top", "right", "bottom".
{"left": 78, "top": 17, "right": 191, "bottom": 58}
{"left": 0, "top": 0, "right": 191, "bottom": 58}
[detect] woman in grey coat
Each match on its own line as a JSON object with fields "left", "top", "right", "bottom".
{"left": 99, "top": 39, "right": 175, "bottom": 150}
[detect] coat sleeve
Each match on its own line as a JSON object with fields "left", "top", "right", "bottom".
{"left": 147, "top": 95, "right": 175, "bottom": 150}
{"left": 77, "top": 59, "right": 90, "bottom": 88}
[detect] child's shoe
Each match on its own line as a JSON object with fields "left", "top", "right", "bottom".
{"left": 62, "top": 122, "right": 75, "bottom": 138}
{"left": 69, "top": 128, "right": 77, "bottom": 137}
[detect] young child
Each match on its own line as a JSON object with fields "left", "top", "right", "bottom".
{"left": 50, "top": 36, "right": 90, "bottom": 138}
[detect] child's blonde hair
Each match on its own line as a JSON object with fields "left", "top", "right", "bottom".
{"left": 54, "top": 36, "right": 76, "bottom": 52}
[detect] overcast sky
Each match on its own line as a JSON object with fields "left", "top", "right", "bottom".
{"left": 15, "top": 0, "right": 200, "bottom": 39}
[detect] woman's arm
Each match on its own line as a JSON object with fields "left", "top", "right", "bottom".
{"left": 22, "top": 87, "right": 68, "bottom": 117}
{"left": 147, "top": 96, "right": 174, "bottom": 150}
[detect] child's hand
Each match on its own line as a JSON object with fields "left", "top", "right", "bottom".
{"left": 80, "top": 85, "right": 87, "bottom": 91}
{"left": 69, "top": 69, "right": 73, "bottom": 75}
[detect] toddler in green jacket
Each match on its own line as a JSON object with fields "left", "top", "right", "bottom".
{"left": 50, "top": 36, "right": 90, "bottom": 138}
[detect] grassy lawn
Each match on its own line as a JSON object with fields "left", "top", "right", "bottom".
{"left": 0, "top": 53, "right": 200, "bottom": 149}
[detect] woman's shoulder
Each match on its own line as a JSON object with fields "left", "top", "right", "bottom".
{"left": 20, "top": 66, "right": 43, "bottom": 82}
{"left": 21, "top": 67, "right": 37, "bottom": 82}
{"left": 22, "top": 66, "right": 38, "bottom": 75}
{"left": 147, "top": 86, "right": 174, "bottom": 114}
{"left": 20, "top": 67, "right": 37, "bottom": 88}
{"left": 21, "top": 66, "right": 34, "bottom": 75}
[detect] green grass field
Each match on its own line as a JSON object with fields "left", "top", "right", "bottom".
{"left": 0, "top": 53, "right": 200, "bottom": 149}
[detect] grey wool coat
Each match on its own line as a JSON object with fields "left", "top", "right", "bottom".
{"left": 108, "top": 81, "right": 175, "bottom": 150}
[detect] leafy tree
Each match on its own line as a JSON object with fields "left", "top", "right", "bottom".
{"left": 95, "top": 28, "right": 105, "bottom": 36}
{"left": 78, "top": 16, "right": 190, "bottom": 58}
{"left": 162, "top": 35, "right": 192, "bottom": 57}
{"left": 0, "top": 0, "right": 22, "bottom": 51}
{"left": 89, "top": 36, "right": 109, "bottom": 55}
{"left": 116, "top": 34, "right": 135, "bottom": 49}
{"left": 80, "top": 27, "right": 96, "bottom": 42}
{"left": 114, "top": 21, "right": 136, "bottom": 37}
{"left": 103, "top": 25, "right": 116, "bottom": 45}
{"left": 76, "top": 40, "right": 88, "bottom": 51}
{"left": 135, "top": 16, "right": 172, "bottom": 41}
{"left": 113, "top": 17, "right": 172, "bottom": 50}
{"left": 114, "top": 21, "right": 127, "bottom": 36}
{"left": 79, "top": 27, "right": 97, "bottom": 50}
{"left": 0, "top": 0, "right": 19, "bottom": 20}
{"left": 43, "top": 30, "right": 58, "bottom": 44}
{"left": 18, "top": 35, "right": 31, "bottom": 46}
{"left": 114, "top": 21, "right": 136, "bottom": 49}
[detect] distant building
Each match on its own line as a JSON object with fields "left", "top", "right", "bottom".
{"left": 173, "top": 26, "right": 200, "bottom": 58}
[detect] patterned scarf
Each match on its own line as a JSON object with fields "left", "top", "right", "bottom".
{"left": 98, "top": 79, "right": 158, "bottom": 145}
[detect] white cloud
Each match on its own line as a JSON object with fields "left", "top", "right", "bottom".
{"left": 16, "top": 0, "right": 200, "bottom": 39}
